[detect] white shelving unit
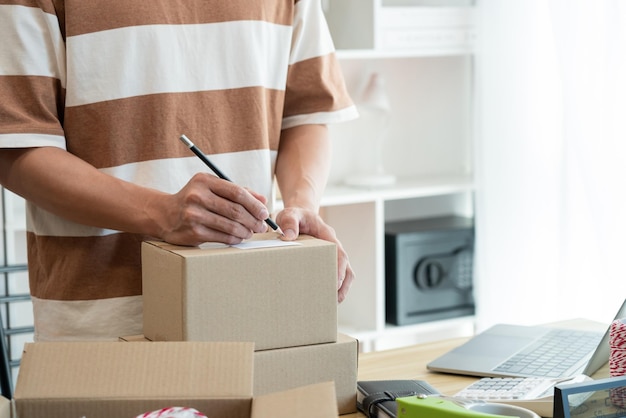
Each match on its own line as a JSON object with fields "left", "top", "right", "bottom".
{"left": 321, "top": 0, "right": 477, "bottom": 352}
{"left": 0, "top": 189, "right": 32, "bottom": 386}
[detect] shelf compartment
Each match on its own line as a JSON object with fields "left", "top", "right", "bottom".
{"left": 324, "top": 1, "right": 476, "bottom": 56}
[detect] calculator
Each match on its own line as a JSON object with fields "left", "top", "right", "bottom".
{"left": 454, "top": 375, "right": 592, "bottom": 418}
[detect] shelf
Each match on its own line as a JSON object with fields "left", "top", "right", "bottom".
{"left": 340, "top": 315, "right": 476, "bottom": 352}
{"left": 274, "top": 175, "right": 473, "bottom": 213}
{"left": 337, "top": 48, "right": 473, "bottom": 60}
{"left": 382, "top": 315, "right": 475, "bottom": 336}
{"left": 321, "top": 175, "right": 474, "bottom": 207}
{"left": 297, "top": 2, "right": 478, "bottom": 352}
{"left": 325, "top": 3, "right": 476, "bottom": 57}
{"left": 339, "top": 315, "right": 474, "bottom": 339}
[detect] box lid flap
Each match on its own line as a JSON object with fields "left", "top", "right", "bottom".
{"left": 15, "top": 341, "right": 254, "bottom": 400}
{"left": 144, "top": 234, "right": 334, "bottom": 258}
{"left": 251, "top": 382, "right": 338, "bottom": 418}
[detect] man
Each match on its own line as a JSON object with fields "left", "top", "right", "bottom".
{"left": 0, "top": 0, "right": 357, "bottom": 340}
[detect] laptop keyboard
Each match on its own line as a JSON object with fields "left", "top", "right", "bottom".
{"left": 493, "top": 329, "right": 603, "bottom": 377}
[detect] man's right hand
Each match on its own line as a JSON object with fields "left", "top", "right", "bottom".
{"left": 152, "top": 172, "right": 270, "bottom": 246}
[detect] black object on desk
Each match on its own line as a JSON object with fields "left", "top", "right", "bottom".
{"left": 357, "top": 380, "right": 440, "bottom": 417}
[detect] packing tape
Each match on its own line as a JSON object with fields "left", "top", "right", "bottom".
{"left": 136, "top": 407, "right": 208, "bottom": 418}
{"left": 610, "top": 319, "right": 626, "bottom": 409}
{"left": 610, "top": 319, "right": 626, "bottom": 377}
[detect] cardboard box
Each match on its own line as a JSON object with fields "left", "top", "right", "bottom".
{"left": 14, "top": 341, "right": 339, "bottom": 418}
{"left": 119, "top": 333, "right": 358, "bottom": 414}
{"left": 254, "top": 334, "right": 358, "bottom": 415}
{"left": 0, "top": 397, "right": 11, "bottom": 418}
{"left": 118, "top": 334, "right": 150, "bottom": 342}
{"left": 251, "top": 382, "right": 338, "bottom": 418}
{"left": 142, "top": 234, "right": 338, "bottom": 350}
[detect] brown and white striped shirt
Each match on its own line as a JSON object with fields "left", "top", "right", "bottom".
{"left": 0, "top": 0, "right": 357, "bottom": 341}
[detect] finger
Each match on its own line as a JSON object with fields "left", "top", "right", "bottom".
{"left": 209, "top": 179, "right": 270, "bottom": 223}
{"left": 177, "top": 200, "right": 257, "bottom": 243}
{"left": 276, "top": 208, "right": 302, "bottom": 240}
{"left": 337, "top": 249, "right": 355, "bottom": 303}
{"left": 199, "top": 207, "right": 262, "bottom": 238}
{"left": 192, "top": 174, "right": 269, "bottom": 231}
{"left": 245, "top": 187, "right": 268, "bottom": 206}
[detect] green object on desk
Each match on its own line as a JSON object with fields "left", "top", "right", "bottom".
{"left": 396, "top": 395, "right": 512, "bottom": 418}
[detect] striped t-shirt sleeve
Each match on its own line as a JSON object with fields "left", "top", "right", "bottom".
{"left": 0, "top": 1, "right": 67, "bottom": 149}
{"left": 282, "top": 0, "right": 358, "bottom": 130}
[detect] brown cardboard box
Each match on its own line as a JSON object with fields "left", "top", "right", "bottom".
{"left": 142, "top": 233, "right": 338, "bottom": 350}
{"left": 251, "top": 382, "right": 338, "bottom": 418}
{"left": 118, "top": 334, "right": 150, "bottom": 342}
{"left": 14, "top": 341, "right": 339, "bottom": 418}
{"left": 0, "top": 397, "right": 11, "bottom": 418}
{"left": 254, "top": 334, "right": 358, "bottom": 415}
{"left": 119, "top": 334, "right": 359, "bottom": 415}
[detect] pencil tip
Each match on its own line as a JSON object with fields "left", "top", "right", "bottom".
{"left": 276, "top": 226, "right": 285, "bottom": 236}
{"left": 179, "top": 134, "right": 193, "bottom": 148}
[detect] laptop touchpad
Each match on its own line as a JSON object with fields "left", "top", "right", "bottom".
{"left": 454, "top": 334, "right": 534, "bottom": 357}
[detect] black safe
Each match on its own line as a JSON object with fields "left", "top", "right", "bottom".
{"left": 385, "top": 215, "right": 475, "bottom": 326}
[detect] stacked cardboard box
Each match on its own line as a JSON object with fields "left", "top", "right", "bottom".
{"left": 141, "top": 233, "right": 358, "bottom": 414}
{"left": 15, "top": 341, "right": 339, "bottom": 418}
{"left": 13, "top": 233, "right": 357, "bottom": 418}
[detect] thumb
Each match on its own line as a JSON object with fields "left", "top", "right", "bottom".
{"left": 277, "top": 209, "right": 301, "bottom": 241}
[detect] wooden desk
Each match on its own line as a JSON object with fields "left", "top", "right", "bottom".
{"left": 343, "top": 336, "right": 478, "bottom": 417}
{"left": 344, "top": 320, "right": 610, "bottom": 417}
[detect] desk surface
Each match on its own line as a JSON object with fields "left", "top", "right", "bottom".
{"left": 344, "top": 319, "right": 610, "bottom": 417}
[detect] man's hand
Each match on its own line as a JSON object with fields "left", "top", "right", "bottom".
{"left": 277, "top": 207, "right": 355, "bottom": 303}
{"left": 151, "top": 173, "right": 270, "bottom": 246}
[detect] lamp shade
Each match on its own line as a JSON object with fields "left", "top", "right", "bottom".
{"left": 358, "top": 73, "right": 391, "bottom": 113}
{"left": 344, "top": 72, "right": 396, "bottom": 188}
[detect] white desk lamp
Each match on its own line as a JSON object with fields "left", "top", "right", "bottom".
{"left": 345, "top": 72, "right": 397, "bottom": 188}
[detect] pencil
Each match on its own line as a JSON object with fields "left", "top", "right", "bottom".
{"left": 179, "top": 134, "right": 284, "bottom": 236}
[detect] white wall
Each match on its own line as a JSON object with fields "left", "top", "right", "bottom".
{"left": 473, "top": 0, "right": 626, "bottom": 331}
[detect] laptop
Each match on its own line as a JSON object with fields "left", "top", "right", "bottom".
{"left": 427, "top": 298, "right": 626, "bottom": 378}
